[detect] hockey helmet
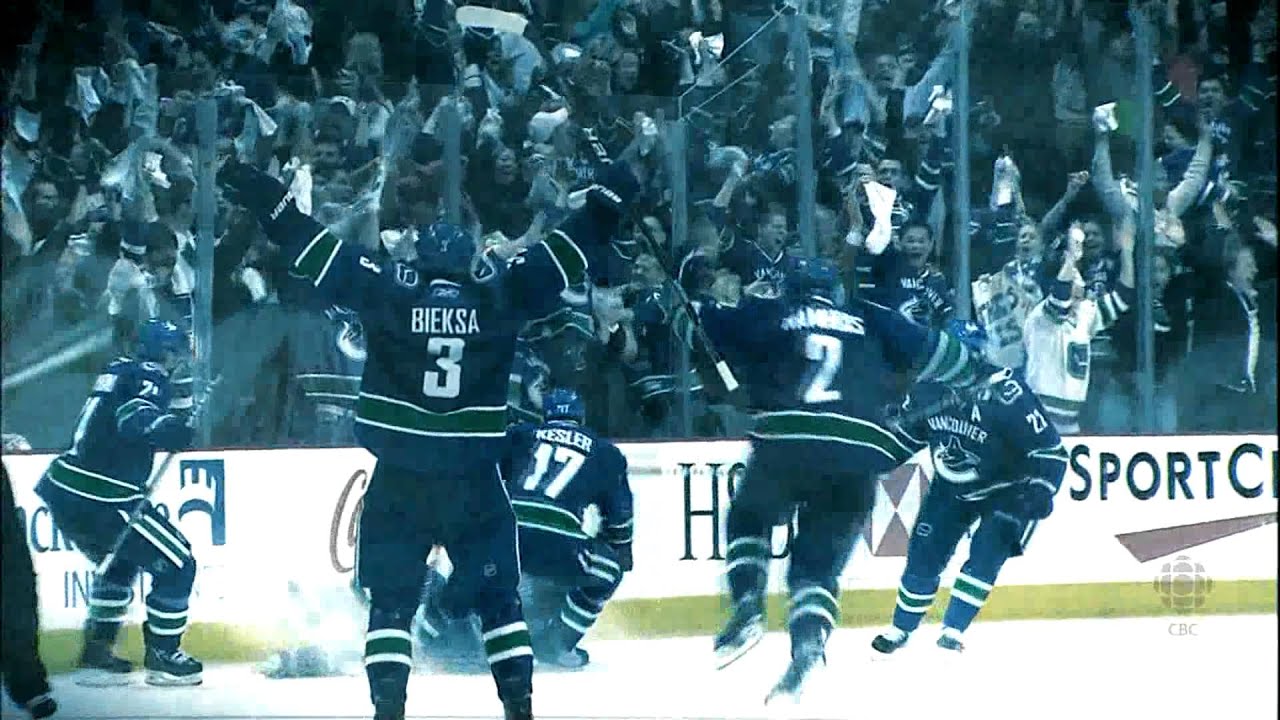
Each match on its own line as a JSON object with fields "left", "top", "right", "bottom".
{"left": 783, "top": 256, "right": 843, "bottom": 305}
{"left": 945, "top": 318, "right": 989, "bottom": 355}
{"left": 137, "top": 319, "right": 187, "bottom": 363}
{"left": 543, "top": 387, "right": 585, "bottom": 424}
{"left": 415, "top": 222, "right": 479, "bottom": 279}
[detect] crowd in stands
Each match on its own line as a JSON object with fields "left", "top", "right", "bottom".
{"left": 1, "top": 0, "right": 1275, "bottom": 452}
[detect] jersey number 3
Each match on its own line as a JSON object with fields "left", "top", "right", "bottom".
{"left": 522, "top": 443, "right": 586, "bottom": 500}
{"left": 423, "top": 338, "right": 465, "bottom": 398}
{"left": 803, "top": 334, "right": 843, "bottom": 403}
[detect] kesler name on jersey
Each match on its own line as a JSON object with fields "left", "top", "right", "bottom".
{"left": 411, "top": 307, "right": 481, "bottom": 335}
{"left": 535, "top": 427, "right": 595, "bottom": 454}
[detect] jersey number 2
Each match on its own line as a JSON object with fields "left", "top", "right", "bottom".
{"left": 803, "top": 334, "right": 843, "bottom": 403}
{"left": 422, "top": 338, "right": 465, "bottom": 399}
{"left": 522, "top": 443, "right": 586, "bottom": 500}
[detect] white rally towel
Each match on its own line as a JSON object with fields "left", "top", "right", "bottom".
{"left": 863, "top": 180, "right": 897, "bottom": 255}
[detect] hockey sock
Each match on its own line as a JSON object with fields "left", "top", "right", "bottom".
{"left": 364, "top": 606, "right": 414, "bottom": 706}
{"left": 940, "top": 569, "right": 995, "bottom": 634}
{"left": 86, "top": 580, "right": 133, "bottom": 647}
{"left": 725, "top": 536, "right": 769, "bottom": 604}
{"left": 480, "top": 618, "right": 534, "bottom": 704}
{"left": 892, "top": 574, "right": 941, "bottom": 634}
{"left": 787, "top": 585, "right": 839, "bottom": 653}
{"left": 143, "top": 596, "right": 189, "bottom": 652}
{"left": 558, "top": 579, "right": 617, "bottom": 648}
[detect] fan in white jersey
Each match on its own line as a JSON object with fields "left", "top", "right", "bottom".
{"left": 1023, "top": 221, "right": 1135, "bottom": 434}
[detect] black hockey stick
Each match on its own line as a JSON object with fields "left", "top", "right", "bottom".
{"left": 580, "top": 126, "right": 740, "bottom": 392}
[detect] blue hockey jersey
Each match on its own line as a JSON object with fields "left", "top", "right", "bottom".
{"left": 38, "top": 357, "right": 190, "bottom": 503}
{"left": 503, "top": 421, "right": 633, "bottom": 552}
{"left": 895, "top": 369, "right": 1069, "bottom": 502}
{"left": 700, "top": 295, "right": 985, "bottom": 470}
{"left": 260, "top": 173, "right": 634, "bottom": 470}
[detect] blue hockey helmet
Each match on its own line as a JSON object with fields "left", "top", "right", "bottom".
{"left": 137, "top": 319, "right": 187, "bottom": 362}
{"left": 415, "top": 222, "right": 478, "bottom": 279}
{"left": 783, "top": 256, "right": 843, "bottom": 305}
{"left": 945, "top": 318, "right": 989, "bottom": 355}
{"left": 543, "top": 387, "right": 585, "bottom": 424}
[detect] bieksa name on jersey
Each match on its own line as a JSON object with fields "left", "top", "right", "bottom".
{"left": 410, "top": 307, "right": 481, "bottom": 335}
{"left": 536, "top": 427, "right": 595, "bottom": 455}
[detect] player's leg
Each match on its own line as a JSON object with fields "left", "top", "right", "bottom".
{"left": 443, "top": 463, "right": 533, "bottom": 720}
{"left": 124, "top": 505, "right": 202, "bottom": 686}
{"left": 356, "top": 462, "right": 434, "bottom": 720}
{"left": 766, "top": 468, "right": 876, "bottom": 702}
{"left": 541, "top": 539, "right": 624, "bottom": 667}
{"left": 36, "top": 490, "right": 143, "bottom": 682}
{"left": 1, "top": 464, "right": 56, "bottom": 718}
{"left": 873, "top": 483, "right": 975, "bottom": 655}
{"left": 935, "top": 505, "right": 1036, "bottom": 652}
{"left": 714, "top": 446, "right": 789, "bottom": 668}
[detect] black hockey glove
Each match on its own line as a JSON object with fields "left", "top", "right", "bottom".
{"left": 611, "top": 542, "right": 634, "bottom": 573}
{"left": 218, "top": 160, "right": 291, "bottom": 222}
{"left": 1016, "top": 481, "right": 1055, "bottom": 521}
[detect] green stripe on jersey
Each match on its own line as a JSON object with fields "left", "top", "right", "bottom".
{"left": 751, "top": 411, "right": 911, "bottom": 463}
{"left": 298, "top": 373, "right": 362, "bottom": 401}
{"left": 292, "top": 230, "right": 342, "bottom": 285}
{"left": 47, "top": 459, "right": 144, "bottom": 502}
{"left": 512, "top": 499, "right": 587, "bottom": 539}
{"left": 355, "top": 394, "right": 506, "bottom": 437}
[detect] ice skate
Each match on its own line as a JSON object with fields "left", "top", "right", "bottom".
{"left": 534, "top": 618, "right": 590, "bottom": 669}
{"left": 144, "top": 646, "right": 203, "bottom": 686}
{"left": 24, "top": 694, "right": 57, "bottom": 719}
{"left": 764, "top": 640, "right": 825, "bottom": 705}
{"left": 937, "top": 630, "right": 965, "bottom": 654}
{"left": 75, "top": 640, "right": 135, "bottom": 687}
{"left": 372, "top": 700, "right": 405, "bottom": 720}
{"left": 503, "top": 695, "right": 533, "bottom": 720}
{"left": 713, "top": 595, "right": 765, "bottom": 669}
{"left": 871, "top": 626, "right": 910, "bottom": 656}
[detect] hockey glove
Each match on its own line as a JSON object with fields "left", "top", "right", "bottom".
{"left": 146, "top": 413, "right": 194, "bottom": 452}
{"left": 610, "top": 542, "right": 634, "bottom": 573}
{"left": 218, "top": 160, "right": 291, "bottom": 221}
{"left": 1017, "top": 480, "right": 1056, "bottom": 521}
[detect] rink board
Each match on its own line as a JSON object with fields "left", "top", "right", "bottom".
{"left": 3, "top": 433, "right": 1276, "bottom": 668}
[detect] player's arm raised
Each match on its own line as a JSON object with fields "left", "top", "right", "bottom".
{"left": 217, "top": 161, "right": 383, "bottom": 314}
{"left": 499, "top": 162, "right": 642, "bottom": 311}
{"left": 860, "top": 299, "right": 986, "bottom": 389}
{"left": 115, "top": 365, "right": 192, "bottom": 452}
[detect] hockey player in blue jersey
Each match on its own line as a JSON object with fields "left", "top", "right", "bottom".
{"left": 699, "top": 257, "right": 988, "bottom": 703}
{"left": 33, "top": 319, "right": 203, "bottom": 687}
{"left": 503, "top": 388, "right": 633, "bottom": 668}
{"left": 872, "top": 320, "right": 1068, "bottom": 655}
{"left": 218, "top": 159, "right": 639, "bottom": 720}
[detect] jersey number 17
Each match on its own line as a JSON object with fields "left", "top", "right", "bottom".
{"left": 522, "top": 443, "right": 587, "bottom": 500}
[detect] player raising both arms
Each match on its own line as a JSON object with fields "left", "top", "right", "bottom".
{"left": 218, "top": 159, "right": 639, "bottom": 720}
{"left": 699, "top": 257, "right": 989, "bottom": 703}
{"left": 873, "top": 320, "right": 1068, "bottom": 655}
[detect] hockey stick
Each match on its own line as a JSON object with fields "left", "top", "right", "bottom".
{"left": 579, "top": 126, "right": 740, "bottom": 392}
{"left": 94, "top": 374, "right": 222, "bottom": 576}
{"left": 626, "top": 207, "right": 740, "bottom": 393}
{"left": 95, "top": 450, "right": 178, "bottom": 575}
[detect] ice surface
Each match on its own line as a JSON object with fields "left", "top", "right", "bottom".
{"left": 4, "top": 615, "right": 1275, "bottom": 720}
